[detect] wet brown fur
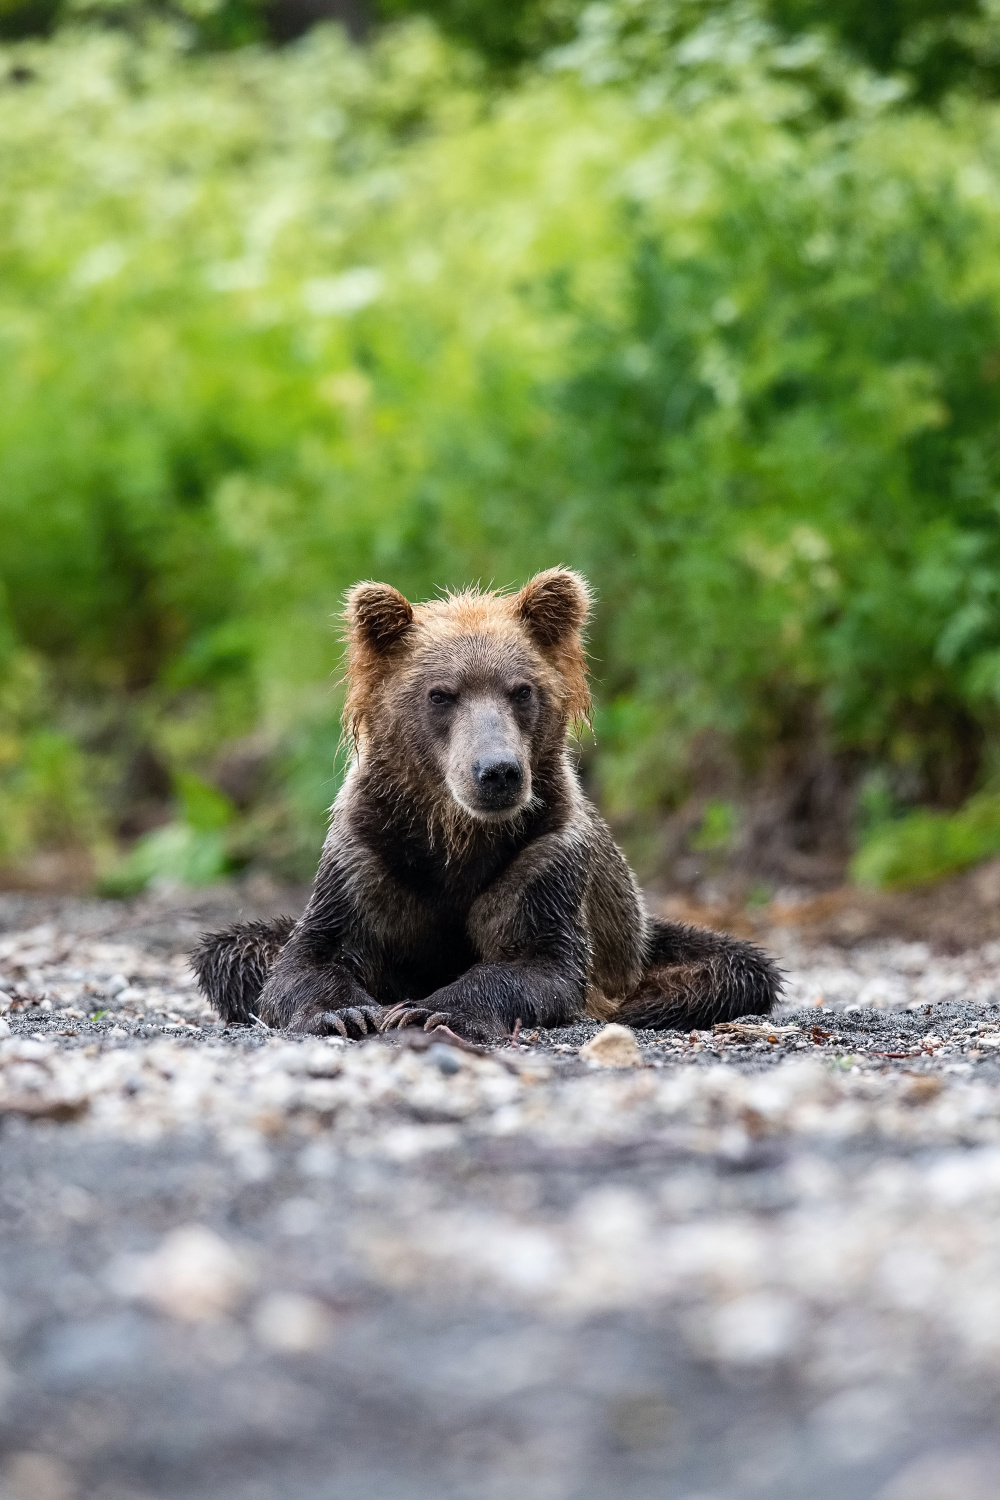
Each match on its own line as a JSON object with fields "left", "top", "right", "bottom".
{"left": 193, "top": 569, "right": 780, "bottom": 1040}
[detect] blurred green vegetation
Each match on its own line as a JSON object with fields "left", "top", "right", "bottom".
{"left": 6, "top": 0, "right": 1000, "bottom": 891}
{"left": 389, "top": 0, "right": 1000, "bottom": 99}
{"left": 99, "top": 773, "right": 236, "bottom": 894}
{"left": 852, "top": 793, "right": 1000, "bottom": 888}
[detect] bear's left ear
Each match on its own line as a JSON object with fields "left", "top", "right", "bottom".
{"left": 515, "top": 567, "right": 591, "bottom": 649}
{"left": 344, "top": 581, "right": 414, "bottom": 655}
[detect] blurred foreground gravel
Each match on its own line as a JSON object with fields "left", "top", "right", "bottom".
{"left": 2, "top": 887, "right": 1000, "bottom": 1499}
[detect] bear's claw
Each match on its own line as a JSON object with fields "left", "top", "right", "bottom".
{"left": 379, "top": 1004, "right": 451, "bottom": 1033}
{"left": 307, "top": 1005, "right": 383, "bottom": 1038}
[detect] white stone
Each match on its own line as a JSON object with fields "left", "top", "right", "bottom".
{"left": 114, "top": 1225, "right": 254, "bottom": 1322}
{"left": 276, "top": 1197, "right": 323, "bottom": 1236}
{"left": 704, "top": 1292, "right": 802, "bottom": 1365}
{"left": 1, "top": 1452, "right": 74, "bottom": 1500}
{"left": 880, "top": 1450, "right": 1000, "bottom": 1500}
{"left": 252, "top": 1292, "right": 334, "bottom": 1353}
{"left": 580, "top": 1024, "right": 642, "bottom": 1068}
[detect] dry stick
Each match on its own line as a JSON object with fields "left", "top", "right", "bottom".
{"left": 424, "top": 1023, "right": 487, "bottom": 1055}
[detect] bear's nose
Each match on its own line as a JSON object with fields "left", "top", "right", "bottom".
{"left": 472, "top": 753, "right": 524, "bottom": 805}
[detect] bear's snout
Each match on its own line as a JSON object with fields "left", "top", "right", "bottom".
{"left": 472, "top": 752, "right": 524, "bottom": 809}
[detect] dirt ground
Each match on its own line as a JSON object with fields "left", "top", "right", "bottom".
{"left": 2, "top": 878, "right": 1000, "bottom": 1500}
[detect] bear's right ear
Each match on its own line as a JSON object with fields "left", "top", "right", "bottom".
{"left": 344, "top": 582, "right": 414, "bottom": 655}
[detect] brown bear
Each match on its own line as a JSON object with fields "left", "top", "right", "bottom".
{"left": 193, "top": 568, "right": 780, "bottom": 1040}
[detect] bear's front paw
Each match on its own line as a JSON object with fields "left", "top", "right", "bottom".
{"left": 379, "top": 1006, "right": 498, "bottom": 1046}
{"left": 295, "top": 1005, "right": 385, "bottom": 1039}
{"left": 379, "top": 1004, "right": 452, "bottom": 1033}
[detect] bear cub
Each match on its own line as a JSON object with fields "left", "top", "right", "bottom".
{"left": 194, "top": 568, "right": 781, "bottom": 1041}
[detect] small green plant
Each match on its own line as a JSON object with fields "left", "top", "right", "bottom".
{"left": 98, "top": 824, "right": 230, "bottom": 896}
{"left": 690, "top": 800, "right": 738, "bottom": 854}
{"left": 99, "top": 774, "right": 237, "bottom": 895}
{"left": 855, "top": 770, "right": 899, "bottom": 839}
{"left": 851, "top": 792, "right": 1000, "bottom": 890}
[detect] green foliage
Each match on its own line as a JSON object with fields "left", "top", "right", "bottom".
{"left": 99, "top": 821, "right": 231, "bottom": 894}
{"left": 374, "top": 0, "right": 583, "bottom": 69}
{"left": 0, "top": 643, "right": 104, "bottom": 860}
{"left": 6, "top": 1, "right": 1000, "bottom": 888}
{"left": 377, "top": 0, "right": 1000, "bottom": 101}
{"left": 689, "top": 799, "right": 738, "bottom": 852}
{"left": 99, "top": 774, "right": 236, "bottom": 893}
{"left": 175, "top": 772, "right": 236, "bottom": 832}
{"left": 0, "top": 0, "right": 270, "bottom": 47}
{"left": 0, "top": 729, "right": 101, "bottom": 858}
{"left": 768, "top": 0, "right": 1000, "bottom": 104}
{"left": 852, "top": 791, "right": 1000, "bottom": 887}
{"left": 7, "top": 0, "right": 1000, "bottom": 102}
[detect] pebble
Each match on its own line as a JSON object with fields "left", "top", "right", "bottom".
{"left": 703, "top": 1291, "right": 803, "bottom": 1365}
{"left": 251, "top": 1292, "right": 334, "bottom": 1353}
{"left": 113, "top": 1226, "right": 254, "bottom": 1322}
{"left": 1, "top": 1452, "right": 74, "bottom": 1500}
{"left": 579, "top": 1023, "right": 642, "bottom": 1067}
{"left": 880, "top": 1449, "right": 1000, "bottom": 1500}
{"left": 427, "top": 1042, "right": 462, "bottom": 1075}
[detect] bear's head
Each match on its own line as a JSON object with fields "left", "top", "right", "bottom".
{"left": 343, "top": 568, "right": 591, "bottom": 823}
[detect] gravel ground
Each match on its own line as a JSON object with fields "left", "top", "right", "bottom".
{"left": 2, "top": 888, "right": 1000, "bottom": 1500}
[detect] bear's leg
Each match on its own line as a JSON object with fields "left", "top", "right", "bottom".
{"left": 191, "top": 917, "right": 296, "bottom": 1025}
{"left": 614, "top": 918, "right": 782, "bottom": 1031}
{"left": 256, "top": 939, "right": 387, "bottom": 1037}
{"left": 193, "top": 918, "right": 386, "bottom": 1036}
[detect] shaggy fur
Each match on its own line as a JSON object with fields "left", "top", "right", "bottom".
{"left": 193, "top": 569, "right": 781, "bottom": 1040}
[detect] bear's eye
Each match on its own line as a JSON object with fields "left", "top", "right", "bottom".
{"left": 428, "top": 689, "right": 456, "bottom": 707}
{"left": 511, "top": 685, "right": 532, "bottom": 704}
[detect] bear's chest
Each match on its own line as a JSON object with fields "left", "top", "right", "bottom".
{"left": 355, "top": 828, "right": 511, "bottom": 912}
{"left": 362, "top": 893, "right": 479, "bottom": 1000}
{"left": 342, "top": 844, "right": 489, "bottom": 992}
{"left": 340, "top": 826, "right": 526, "bottom": 998}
